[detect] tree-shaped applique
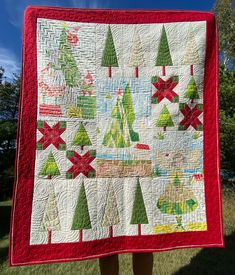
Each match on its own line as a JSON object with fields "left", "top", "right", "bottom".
{"left": 39, "top": 151, "right": 60, "bottom": 179}
{"left": 57, "top": 26, "right": 81, "bottom": 87}
{"left": 156, "top": 26, "right": 173, "bottom": 76}
{"left": 71, "top": 182, "right": 91, "bottom": 242}
{"left": 151, "top": 76, "right": 179, "bottom": 104}
{"left": 122, "top": 84, "right": 139, "bottom": 142}
{"left": 184, "top": 77, "right": 199, "bottom": 103}
{"left": 102, "top": 183, "right": 120, "bottom": 238}
{"left": 156, "top": 105, "right": 174, "bottom": 131}
{"left": 102, "top": 95, "right": 131, "bottom": 148}
{"left": 157, "top": 172, "right": 198, "bottom": 230}
{"left": 73, "top": 123, "right": 92, "bottom": 150}
{"left": 178, "top": 103, "right": 203, "bottom": 131}
{"left": 41, "top": 187, "right": 61, "bottom": 244}
{"left": 183, "top": 26, "right": 200, "bottom": 75}
{"left": 129, "top": 29, "right": 145, "bottom": 78}
{"left": 130, "top": 178, "right": 148, "bottom": 236}
{"left": 36, "top": 121, "right": 66, "bottom": 150}
{"left": 101, "top": 25, "right": 119, "bottom": 77}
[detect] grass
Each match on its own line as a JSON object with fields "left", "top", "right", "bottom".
{"left": 0, "top": 185, "right": 234, "bottom": 275}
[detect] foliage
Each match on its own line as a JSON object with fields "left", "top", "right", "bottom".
{"left": 184, "top": 77, "right": 199, "bottom": 101}
{"left": 73, "top": 123, "right": 92, "bottom": 148}
{"left": 0, "top": 75, "right": 20, "bottom": 200}
{"left": 156, "top": 26, "right": 173, "bottom": 66}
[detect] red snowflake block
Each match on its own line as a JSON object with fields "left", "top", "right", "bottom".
{"left": 178, "top": 103, "right": 203, "bottom": 131}
{"left": 36, "top": 121, "right": 66, "bottom": 150}
{"left": 66, "top": 150, "right": 96, "bottom": 179}
{"left": 151, "top": 76, "right": 179, "bottom": 104}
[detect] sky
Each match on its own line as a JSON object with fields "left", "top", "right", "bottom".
{"left": 0, "top": 0, "right": 215, "bottom": 79}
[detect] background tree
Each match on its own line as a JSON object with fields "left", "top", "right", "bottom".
{"left": 0, "top": 73, "right": 20, "bottom": 200}
{"left": 73, "top": 123, "right": 92, "bottom": 150}
{"left": 71, "top": 182, "right": 92, "bottom": 242}
{"left": 130, "top": 178, "right": 148, "bottom": 235}
{"left": 214, "top": 0, "right": 235, "bottom": 174}
{"left": 101, "top": 26, "right": 119, "bottom": 77}
{"left": 102, "top": 183, "right": 120, "bottom": 237}
{"left": 156, "top": 25, "right": 173, "bottom": 76}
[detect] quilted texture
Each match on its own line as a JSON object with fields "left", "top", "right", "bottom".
{"left": 9, "top": 7, "right": 224, "bottom": 266}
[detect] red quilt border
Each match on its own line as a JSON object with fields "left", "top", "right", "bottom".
{"left": 9, "top": 6, "right": 224, "bottom": 266}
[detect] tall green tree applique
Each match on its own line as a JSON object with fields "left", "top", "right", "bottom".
{"left": 39, "top": 151, "right": 60, "bottom": 179}
{"left": 122, "top": 84, "right": 139, "bottom": 142}
{"left": 58, "top": 27, "right": 81, "bottom": 87}
{"left": 102, "top": 95, "right": 131, "bottom": 148}
{"left": 157, "top": 172, "right": 198, "bottom": 230}
{"left": 130, "top": 178, "right": 148, "bottom": 236}
{"left": 129, "top": 29, "right": 145, "bottom": 78}
{"left": 156, "top": 105, "right": 174, "bottom": 131}
{"left": 71, "top": 182, "right": 92, "bottom": 242}
{"left": 102, "top": 183, "right": 120, "bottom": 237}
{"left": 156, "top": 26, "right": 173, "bottom": 76}
{"left": 184, "top": 77, "right": 200, "bottom": 103}
{"left": 73, "top": 123, "right": 92, "bottom": 150}
{"left": 101, "top": 25, "right": 119, "bottom": 77}
{"left": 183, "top": 25, "right": 200, "bottom": 76}
{"left": 41, "top": 187, "right": 61, "bottom": 244}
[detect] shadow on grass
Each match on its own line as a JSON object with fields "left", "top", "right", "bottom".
{"left": 174, "top": 231, "right": 235, "bottom": 275}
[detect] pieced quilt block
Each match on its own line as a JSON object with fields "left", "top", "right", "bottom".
{"left": 10, "top": 8, "right": 224, "bottom": 266}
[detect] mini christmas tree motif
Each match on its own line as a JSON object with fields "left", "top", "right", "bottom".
{"left": 156, "top": 105, "right": 174, "bottom": 131}
{"left": 184, "top": 77, "right": 199, "bottom": 103}
{"left": 102, "top": 183, "right": 120, "bottom": 238}
{"left": 183, "top": 25, "right": 200, "bottom": 75}
{"left": 157, "top": 171, "right": 198, "bottom": 230}
{"left": 73, "top": 123, "right": 92, "bottom": 150}
{"left": 39, "top": 151, "right": 60, "bottom": 179}
{"left": 71, "top": 182, "right": 92, "bottom": 242}
{"left": 122, "top": 84, "right": 139, "bottom": 142}
{"left": 57, "top": 26, "right": 81, "bottom": 87}
{"left": 130, "top": 178, "right": 148, "bottom": 235}
{"left": 156, "top": 26, "right": 173, "bottom": 76}
{"left": 101, "top": 26, "right": 119, "bottom": 77}
{"left": 102, "top": 95, "right": 131, "bottom": 148}
{"left": 41, "top": 187, "right": 61, "bottom": 244}
{"left": 129, "top": 28, "right": 145, "bottom": 78}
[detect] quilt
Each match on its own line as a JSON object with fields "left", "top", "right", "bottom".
{"left": 9, "top": 7, "right": 224, "bottom": 266}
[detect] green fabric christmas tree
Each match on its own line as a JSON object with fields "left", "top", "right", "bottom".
{"left": 131, "top": 178, "right": 148, "bottom": 235}
{"left": 102, "top": 96, "right": 131, "bottom": 148}
{"left": 156, "top": 105, "right": 174, "bottom": 131}
{"left": 157, "top": 172, "right": 198, "bottom": 230}
{"left": 101, "top": 26, "right": 119, "bottom": 77}
{"left": 184, "top": 77, "right": 199, "bottom": 103}
{"left": 73, "top": 123, "right": 92, "bottom": 150}
{"left": 122, "top": 84, "right": 139, "bottom": 142}
{"left": 58, "top": 27, "right": 81, "bottom": 87}
{"left": 156, "top": 26, "right": 173, "bottom": 75}
{"left": 71, "top": 182, "right": 91, "bottom": 241}
{"left": 39, "top": 152, "right": 60, "bottom": 179}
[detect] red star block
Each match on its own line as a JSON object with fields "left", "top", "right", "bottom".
{"left": 36, "top": 121, "right": 66, "bottom": 150}
{"left": 66, "top": 150, "right": 96, "bottom": 179}
{"left": 178, "top": 103, "right": 203, "bottom": 131}
{"left": 151, "top": 76, "right": 179, "bottom": 104}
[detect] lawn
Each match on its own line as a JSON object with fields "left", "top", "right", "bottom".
{"left": 0, "top": 185, "right": 234, "bottom": 275}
